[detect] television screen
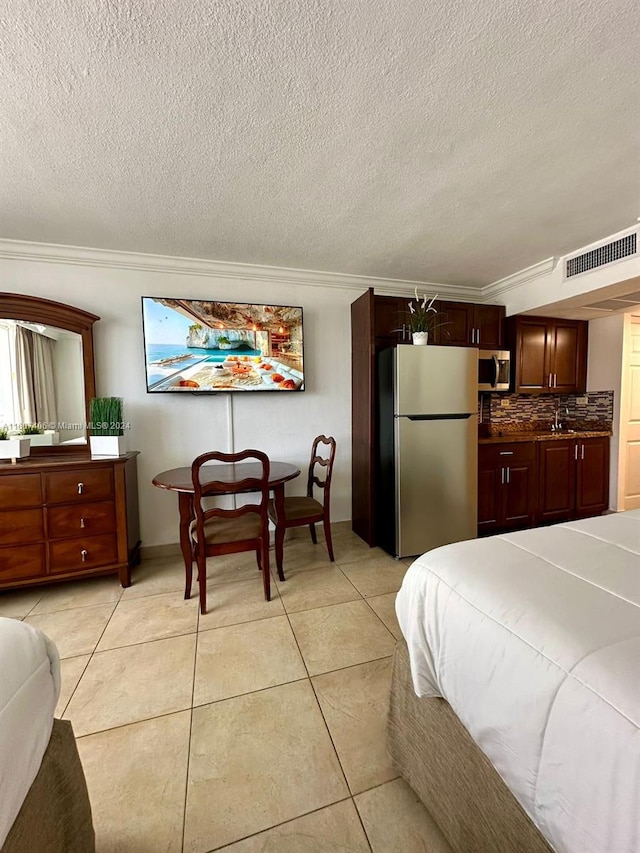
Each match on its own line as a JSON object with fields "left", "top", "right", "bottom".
{"left": 142, "top": 297, "right": 305, "bottom": 393}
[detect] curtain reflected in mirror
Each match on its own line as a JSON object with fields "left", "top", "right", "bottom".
{"left": 0, "top": 320, "right": 86, "bottom": 444}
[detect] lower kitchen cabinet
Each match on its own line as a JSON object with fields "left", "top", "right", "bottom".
{"left": 539, "top": 436, "right": 610, "bottom": 523}
{"left": 480, "top": 435, "right": 610, "bottom": 535}
{"left": 538, "top": 439, "right": 576, "bottom": 524}
{"left": 478, "top": 442, "right": 537, "bottom": 535}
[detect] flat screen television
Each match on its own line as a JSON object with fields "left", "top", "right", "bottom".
{"left": 141, "top": 297, "right": 305, "bottom": 393}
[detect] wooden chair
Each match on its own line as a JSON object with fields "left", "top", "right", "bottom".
{"left": 189, "top": 449, "right": 271, "bottom": 614}
{"left": 268, "top": 435, "right": 336, "bottom": 580}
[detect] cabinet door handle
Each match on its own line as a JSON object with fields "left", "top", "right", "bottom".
{"left": 501, "top": 467, "right": 505, "bottom": 485}
{"left": 476, "top": 328, "right": 480, "bottom": 345}
{"left": 574, "top": 444, "right": 578, "bottom": 461}
{"left": 81, "top": 549, "right": 88, "bottom": 562}
{"left": 80, "top": 517, "right": 85, "bottom": 528}
{"left": 547, "top": 374, "right": 551, "bottom": 388}
{"left": 77, "top": 482, "right": 84, "bottom": 494}
{"left": 506, "top": 467, "right": 510, "bottom": 484}
{"left": 554, "top": 373, "right": 558, "bottom": 388}
{"left": 581, "top": 443, "right": 585, "bottom": 460}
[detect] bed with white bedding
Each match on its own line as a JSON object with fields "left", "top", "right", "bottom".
{"left": 0, "top": 617, "right": 94, "bottom": 853}
{"left": 394, "top": 510, "right": 640, "bottom": 853}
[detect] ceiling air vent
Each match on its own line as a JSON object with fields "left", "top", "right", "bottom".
{"left": 565, "top": 232, "right": 637, "bottom": 278}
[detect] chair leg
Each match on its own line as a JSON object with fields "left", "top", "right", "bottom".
{"left": 274, "top": 523, "right": 286, "bottom": 582}
{"left": 309, "top": 523, "right": 317, "bottom": 545}
{"left": 197, "top": 553, "right": 207, "bottom": 615}
{"left": 184, "top": 553, "right": 193, "bottom": 600}
{"left": 323, "top": 514, "right": 335, "bottom": 562}
{"left": 261, "top": 536, "right": 271, "bottom": 601}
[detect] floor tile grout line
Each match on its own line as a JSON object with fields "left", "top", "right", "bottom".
{"left": 181, "top": 615, "right": 200, "bottom": 853}
{"left": 203, "top": 794, "right": 359, "bottom": 852}
{"left": 361, "top": 596, "right": 401, "bottom": 643}
{"left": 88, "top": 625, "right": 199, "bottom": 656}
{"left": 74, "top": 705, "right": 195, "bottom": 741}
{"left": 280, "top": 604, "right": 353, "bottom": 800}
{"left": 57, "top": 654, "right": 93, "bottom": 718}
{"left": 352, "top": 794, "right": 376, "bottom": 852}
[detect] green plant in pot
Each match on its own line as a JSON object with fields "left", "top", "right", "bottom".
{"left": 89, "top": 397, "right": 126, "bottom": 458}
{"left": 0, "top": 425, "right": 31, "bottom": 463}
{"left": 19, "top": 423, "right": 60, "bottom": 446}
{"left": 20, "top": 424, "right": 43, "bottom": 436}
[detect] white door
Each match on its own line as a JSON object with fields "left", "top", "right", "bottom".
{"left": 618, "top": 313, "right": 640, "bottom": 510}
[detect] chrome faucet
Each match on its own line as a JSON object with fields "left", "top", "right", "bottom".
{"left": 552, "top": 401, "right": 570, "bottom": 432}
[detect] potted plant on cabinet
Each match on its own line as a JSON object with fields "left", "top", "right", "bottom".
{"left": 89, "top": 397, "right": 126, "bottom": 458}
{"left": 406, "top": 290, "right": 441, "bottom": 345}
{"left": 20, "top": 424, "right": 60, "bottom": 446}
{"left": 0, "top": 426, "right": 31, "bottom": 464}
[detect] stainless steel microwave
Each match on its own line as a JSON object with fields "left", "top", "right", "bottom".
{"left": 478, "top": 350, "right": 511, "bottom": 391}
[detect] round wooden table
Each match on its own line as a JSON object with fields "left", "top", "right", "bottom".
{"left": 152, "top": 461, "right": 301, "bottom": 581}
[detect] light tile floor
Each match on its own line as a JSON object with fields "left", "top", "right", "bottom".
{"left": 2, "top": 528, "right": 452, "bottom": 853}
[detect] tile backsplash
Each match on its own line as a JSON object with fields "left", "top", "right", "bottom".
{"left": 479, "top": 390, "right": 613, "bottom": 432}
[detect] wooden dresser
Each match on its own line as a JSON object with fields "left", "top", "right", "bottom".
{"left": 0, "top": 452, "right": 140, "bottom": 590}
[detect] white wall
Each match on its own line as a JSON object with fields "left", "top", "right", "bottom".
{"left": 587, "top": 313, "right": 625, "bottom": 509}
{"left": 1, "top": 254, "right": 356, "bottom": 546}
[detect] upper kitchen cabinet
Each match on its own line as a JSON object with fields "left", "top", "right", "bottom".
{"left": 373, "top": 295, "right": 413, "bottom": 348}
{"left": 508, "top": 316, "right": 588, "bottom": 394}
{"left": 435, "top": 301, "right": 505, "bottom": 348}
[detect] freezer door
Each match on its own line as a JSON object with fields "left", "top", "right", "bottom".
{"left": 395, "top": 345, "right": 477, "bottom": 416}
{"left": 395, "top": 415, "right": 477, "bottom": 557}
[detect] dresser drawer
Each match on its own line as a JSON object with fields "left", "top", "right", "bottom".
{"left": 0, "top": 474, "right": 42, "bottom": 510}
{"left": 0, "top": 509, "right": 44, "bottom": 546}
{"left": 49, "top": 534, "right": 118, "bottom": 573}
{"left": 47, "top": 501, "right": 117, "bottom": 540}
{"left": 44, "top": 468, "right": 114, "bottom": 505}
{"left": 0, "top": 544, "right": 46, "bottom": 581}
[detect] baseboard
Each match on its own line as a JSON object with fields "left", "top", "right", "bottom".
{"left": 140, "top": 542, "right": 182, "bottom": 561}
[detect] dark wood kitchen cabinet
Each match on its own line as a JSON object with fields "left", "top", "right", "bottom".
{"left": 478, "top": 442, "right": 537, "bottom": 534}
{"left": 373, "top": 295, "right": 412, "bottom": 348}
{"left": 508, "top": 316, "right": 588, "bottom": 394}
{"left": 434, "top": 301, "right": 505, "bottom": 348}
{"left": 538, "top": 436, "right": 609, "bottom": 524}
{"left": 575, "top": 436, "right": 610, "bottom": 517}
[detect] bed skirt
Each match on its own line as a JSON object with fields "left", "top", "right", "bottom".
{"left": 1, "top": 719, "right": 95, "bottom": 853}
{"left": 387, "top": 640, "right": 553, "bottom": 853}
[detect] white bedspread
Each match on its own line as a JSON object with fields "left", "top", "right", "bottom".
{"left": 0, "top": 617, "right": 60, "bottom": 848}
{"left": 395, "top": 510, "right": 640, "bottom": 853}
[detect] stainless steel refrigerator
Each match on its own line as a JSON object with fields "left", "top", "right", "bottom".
{"left": 377, "top": 345, "right": 478, "bottom": 558}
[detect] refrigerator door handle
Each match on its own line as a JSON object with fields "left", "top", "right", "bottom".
{"left": 404, "top": 413, "right": 473, "bottom": 421}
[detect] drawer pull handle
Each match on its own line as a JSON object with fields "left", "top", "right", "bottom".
{"left": 80, "top": 517, "right": 85, "bottom": 528}
{"left": 81, "top": 549, "right": 88, "bottom": 562}
{"left": 77, "top": 482, "right": 84, "bottom": 495}
{"left": 499, "top": 451, "right": 514, "bottom": 455}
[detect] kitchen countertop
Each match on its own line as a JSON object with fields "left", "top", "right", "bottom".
{"left": 479, "top": 430, "right": 612, "bottom": 445}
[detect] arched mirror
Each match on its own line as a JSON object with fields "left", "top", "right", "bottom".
{"left": 0, "top": 293, "right": 99, "bottom": 452}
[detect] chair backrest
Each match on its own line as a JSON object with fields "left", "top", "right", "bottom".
{"left": 306, "top": 435, "right": 336, "bottom": 508}
{"left": 191, "top": 449, "right": 270, "bottom": 544}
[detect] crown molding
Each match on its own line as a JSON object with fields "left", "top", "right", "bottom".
{"left": 481, "top": 257, "right": 558, "bottom": 302}
{"left": 0, "top": 238, "right": 484, "bottom": 300}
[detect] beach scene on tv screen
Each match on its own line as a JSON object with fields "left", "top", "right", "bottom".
{"left": 143, "top": 298, "right": 304, "bottom": 392}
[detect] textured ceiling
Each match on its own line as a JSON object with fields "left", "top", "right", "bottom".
{"left": 1, "top": 0, "right": 639, "bottom": 287}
